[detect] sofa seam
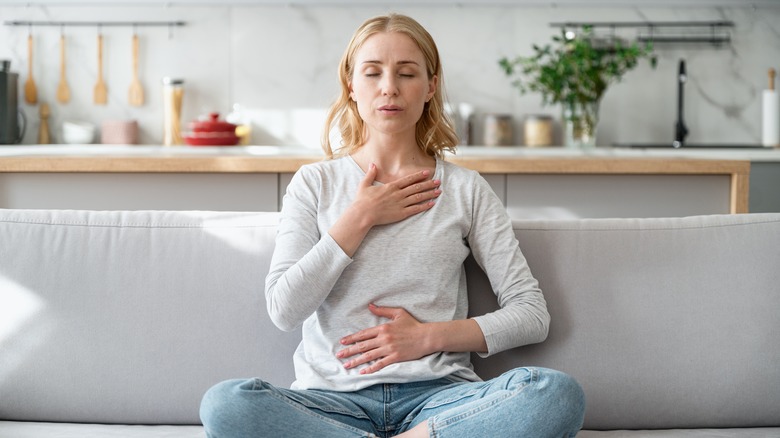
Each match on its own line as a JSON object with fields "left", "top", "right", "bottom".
{"left": 0, "top": 218, "right": 276, "bottom": 229}
{"left": 512, "top": 219, "right": 780, "bottom": 233}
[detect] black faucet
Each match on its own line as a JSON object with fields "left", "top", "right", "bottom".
{"left": 674, "top": 59, "right": 689, "bottom": 148}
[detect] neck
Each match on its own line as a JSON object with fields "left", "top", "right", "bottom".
{"left": 352, "top": 134, "right": 434, "bottom": 181}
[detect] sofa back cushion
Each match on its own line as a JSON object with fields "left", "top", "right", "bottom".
{"left": 0, "top": 210, "right": 300, "bottom": 425}
{"left": 469, "top": 214, "right": 780, "bottom": 430}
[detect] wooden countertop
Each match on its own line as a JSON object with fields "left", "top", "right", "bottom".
{"left": 0, "top": 154, "right": 750, "bottom": 174}
{"left": 0, "top": 145, "right": 754, "bottom": 174}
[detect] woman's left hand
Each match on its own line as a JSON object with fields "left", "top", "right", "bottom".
{"left": 337, "top": 304, "right": 433, "bottom": 375}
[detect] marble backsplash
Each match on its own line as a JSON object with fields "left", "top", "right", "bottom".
{"left": 1, "top": 3, "right": 778, "bottom": 147}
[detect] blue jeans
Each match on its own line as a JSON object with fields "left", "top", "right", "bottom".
{"left": 200, "top": 367, "right": 585, "bottom": 437}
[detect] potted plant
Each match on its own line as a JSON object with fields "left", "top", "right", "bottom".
{"left": 499, "top": 27, "right": 656, "bottom": 148}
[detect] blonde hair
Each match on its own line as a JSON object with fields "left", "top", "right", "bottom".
{"left": 321, "top": 13, "right": 459, "bottom": 159}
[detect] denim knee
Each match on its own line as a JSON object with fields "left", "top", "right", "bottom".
{"left": 538, "top": 368, "right": 586, "bottom": 432}
{"left": 498, "top": 368, "right": 585, "bottom": 433}
{"left": 199, "top": 379, "right": 253, "bottom": 435}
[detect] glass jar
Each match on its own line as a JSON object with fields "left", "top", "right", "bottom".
{"left": 523, "top": 114, "right": 553, "bottom": 147}
{"left": 162, "top": 77, "right": 184, "bottom": 146}
{"left": 483, "top": 113, "right": 513, "bottom": 146}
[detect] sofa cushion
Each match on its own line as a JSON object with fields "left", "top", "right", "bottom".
{"left": 0, "top": 210, "right": 301, "bottom": 424}
{"left": 468, "top": 214, "right": 780, "bottom": 430}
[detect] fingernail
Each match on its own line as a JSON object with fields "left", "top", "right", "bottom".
{"left": 368, "top": 303, "right": 377, "bottom": 308}
{"left": 423, "top": 170, "right": 430, "bottom": 176}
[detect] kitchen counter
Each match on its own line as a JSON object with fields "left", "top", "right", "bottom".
{"left": 0, "top": 144, "right": 761, "bottom": 217}
{"left": 0, "top": 143, "right": 771, "bottom": 170}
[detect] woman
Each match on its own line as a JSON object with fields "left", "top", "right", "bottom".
{"left": 201, "top": 13, "right": 585, "bottom": 438}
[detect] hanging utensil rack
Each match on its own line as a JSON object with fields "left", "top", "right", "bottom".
{"left": 4, "top": 20, "right": 186, "bottom": 28}
{"left": 549, "top": 20, "right": 734, "bottom": 46}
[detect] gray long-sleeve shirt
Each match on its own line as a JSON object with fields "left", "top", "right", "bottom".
{"left": 265, "top": 155, "right": 549, "bottom": 391}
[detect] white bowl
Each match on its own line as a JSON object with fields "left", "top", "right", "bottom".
{"left": 62, "top": 121, "right": 96, "bottom": 144}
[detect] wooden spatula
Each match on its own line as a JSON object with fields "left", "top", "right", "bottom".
{"left": 94, "top": 33, "right": 107, "bottom": 105}
{"left": 56, "top": 34, "right": 71, "bottom": 104}
{"left": 128, "top": 34, "right": 144, "bottom": 106}
{"left": 24, "top": 34, "right": 37, "bottom": 104}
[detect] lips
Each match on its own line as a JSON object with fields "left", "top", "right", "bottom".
{"left": 378, "top": 105, "right": 403, "bottom": 112}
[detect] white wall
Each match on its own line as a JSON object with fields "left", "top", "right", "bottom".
{"left": 1, "top": 3, "right": 779, "bottom": 147}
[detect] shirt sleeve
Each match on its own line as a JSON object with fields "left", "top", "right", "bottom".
{"left": 264, "top": 165, "right": 353, "bottom": 332}
{"left": 466, "top": 173, "right": 550, "bottom": 356}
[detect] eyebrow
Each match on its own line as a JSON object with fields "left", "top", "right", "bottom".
{"left": 361, "top": 60, "right": 420, "bottom": 66}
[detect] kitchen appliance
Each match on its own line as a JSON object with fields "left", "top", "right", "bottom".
{"left": 1, "top": 60, "right": 26, "bottom": 144}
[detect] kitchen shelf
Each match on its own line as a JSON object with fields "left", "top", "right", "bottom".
{"left": 549, "top": 20, "right": 734, "bottom": 46}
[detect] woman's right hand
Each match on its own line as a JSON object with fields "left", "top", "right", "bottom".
{"left": 355, "top": 163, "right": 441, "bottom": 227}
{"left": 328, "top": 163, "right": 441, "bottom": 257}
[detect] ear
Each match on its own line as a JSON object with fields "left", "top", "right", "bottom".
{"left": 348, "top": 81, "right": 356, "bottom": 101}
{"left": 426, "top": 75, "right": 438, "bottom": 102}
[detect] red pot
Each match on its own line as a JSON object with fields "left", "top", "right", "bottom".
{"left": 189, "top": 112, "right": 237, "bottom": 133}
{"left": 184, "top": 112, "right": 240, "bottom": 146}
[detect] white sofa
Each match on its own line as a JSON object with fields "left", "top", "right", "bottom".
{"left": 1, "top": 209, "right": 778, "bottom": 437}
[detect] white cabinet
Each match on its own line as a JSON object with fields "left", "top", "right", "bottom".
{"left": 0, "top": 170, "right": 743, "bottom": 217}
{"left": 505, "top": 174, "right": 732, "bottom": 219}
{"left": 0, "top": 173, "right": 279, "bottom": 211}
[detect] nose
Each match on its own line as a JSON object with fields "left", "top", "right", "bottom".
{"left": 380, "top": 75, "right": 399, "bottom": 96}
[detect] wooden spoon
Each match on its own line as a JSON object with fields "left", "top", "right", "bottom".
{"left": 94, "top": 33, "right": 107, "bottom": 105}
{"left": 128, "top": 34, "right": 144, "bottom": 106}
{"left": 56, "top": 34, "right": 71, "bottom": 104}
{"left": 24, "top": 34, "right": 37, "bottom": 104}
